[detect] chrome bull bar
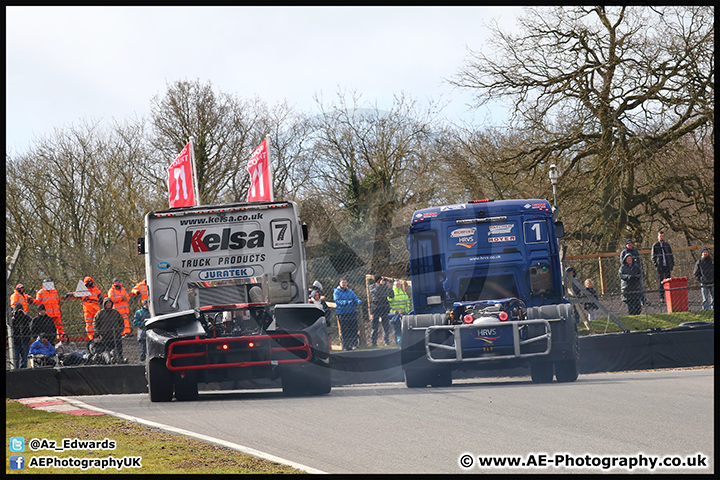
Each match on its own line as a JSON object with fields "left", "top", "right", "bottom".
{"left": 424, "top": 319, "right": 553, "bottom": 363}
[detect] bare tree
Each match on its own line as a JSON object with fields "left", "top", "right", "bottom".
{"left": 6, "top": 120, "right": 160, "bottom": 335}
{"left": 451, "top": 6, "right": 714, "bottom": 250}
{"left": 149, "top": 79, "right": 263, "bottom": 205}
{"left": 310, "top": 91, "right": 441, "bottom": 274}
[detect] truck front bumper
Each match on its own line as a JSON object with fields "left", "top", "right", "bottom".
{"left": 423, "top": 319, "right": 552, "bottom": 363}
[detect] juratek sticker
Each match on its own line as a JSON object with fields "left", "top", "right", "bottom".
{"left": 488, "top": 236, "right": 516, "bottom": 243}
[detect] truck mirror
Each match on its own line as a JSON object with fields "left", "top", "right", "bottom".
{"left": 137, "top": 237, "right": 146, "bottom": 255}
{"left": 555, "top": 221, "right": 564, "bottom": 239}
{"left": 302, "top": 223, "right": 309, "bottom": 242}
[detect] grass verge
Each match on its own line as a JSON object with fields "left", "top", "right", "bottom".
{"left": 5, "top": 399, "right": 303, "bottom": 474}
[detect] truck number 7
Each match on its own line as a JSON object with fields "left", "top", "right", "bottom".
{"left": 274, "top": 222, "right": 287, "bottom": 241}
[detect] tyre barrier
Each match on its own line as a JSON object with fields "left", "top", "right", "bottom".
{"left": 5, "top": 323, "right": 713, "bottom": 399}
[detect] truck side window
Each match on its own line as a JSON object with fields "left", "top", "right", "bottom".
{"left": 528, "top": 262, "right": 553, "bottom": 296}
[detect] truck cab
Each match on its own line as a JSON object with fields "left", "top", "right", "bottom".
{"left": 401, "top": 199, "right": 578, "bottom": 387}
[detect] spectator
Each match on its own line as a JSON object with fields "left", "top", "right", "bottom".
{"left": 107, "top": 278, "right": 132, "bottom": 336}
{"left": 620, "top": 239, "right": 643, "bottom": 265}
{"left": 94, "top": 297, "right": 126, "bottom": 364}
{"left": 64, "top": 276, "right": 104, "bottom": 340}
{"left": 619, "top": 252, "right": 645, "bottom": 315}
{"left": 583, "top": 279, "right": 600, "bottom": 327}
{"left": 35, "top": 278, "right": 65, "bottom": 335}
{"left": 309, "top": 280, "right": 324, "bottom": 299}
{"left": 11, "top": 303, "right": 33, "bottom": 369}
{"left": 29, "top": 333, "right": 57, "bottom": 367}
{"left": 388, "top": 280, "right": 411, "bottom": 344}
{"left": 31, "top": 304, "right": 58, "bottom": 345}
{"left": 333, "top": 279, "right": 363, "bottom": 351}
{"left": 309, "top": 289, "right": 329, "bottom": 317}
{"left": 693, "top": 247, "right": 714, "bottom": 311}
{"left": 86, "top": 335, "right": 107, "bottom": 365}
{"left": 565, "top": 267, "right": 584, "bottom": 326}
{"left": 369, "top": 275, "right": 394, "bottom": 347}
{"left": 133, "top": 299, "right": 151, "bottom": 363}
{"left": 55, "top": 333, "right": 88, "bottom": 366}
{"left": 652, "top": 230, "right": 675, "bottom": 303}
{"left": 11, "top": 283, "right": 37, "bottom": 314}
{"left": 130, "top": 278, "right": 149, "bottom": 304}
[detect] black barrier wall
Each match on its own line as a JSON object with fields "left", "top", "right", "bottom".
{"left": 5, "top": 325, "right": 713, "bottom": 399}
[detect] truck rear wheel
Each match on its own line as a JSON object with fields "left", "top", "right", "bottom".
{"left": 174, "top": 371, "right": 199, "bottom": 401}
{"left": 306, "top": 364, "right": 331, "bottom": 395}
{"left": 401, "top": 314, "right": 452, "bottom": 388}
{"left": 530, "top": 361, "right": 554, "bottom": 383}
{"left": 282, "top": 363, "right": 331, "bottom": 396}
{"left": 147, "top": 358, "right": 173, "bottom": 402}
{"left": 555, "top": 321, "right": 579, "bottom": 382}
{"left": 404, "top": 367, "right": 452, "bottom": 388}
{"left": 281, "top": 373, "right": 304, "bottom": 396}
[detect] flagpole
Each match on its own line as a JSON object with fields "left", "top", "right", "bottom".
{"left": 265, "top": 134, "right": 274, "bottom": 202}
{"left": 189, "top": 137, "right": 201, "bottom": 206}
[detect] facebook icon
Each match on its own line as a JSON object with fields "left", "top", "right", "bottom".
{"left": 10, "top": 455, "right": 25, "bottom": 470}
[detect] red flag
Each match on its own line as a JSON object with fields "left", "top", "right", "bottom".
{"left": 168, "top": 142, "right": 196, "bottom": 208}
{"left": 247, "top": 139, "right": 273, "bottom": 202}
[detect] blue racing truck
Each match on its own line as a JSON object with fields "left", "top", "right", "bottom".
{"left": 401, "top": 199, "right": 579, "bottom": 387}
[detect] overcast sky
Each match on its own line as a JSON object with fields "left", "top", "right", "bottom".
{"left": 6, "top": 6, "right": 523, "bottom": 154}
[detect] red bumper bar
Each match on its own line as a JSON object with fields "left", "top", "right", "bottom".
{"left": 165, "top": 333, "right": 312, "bottom": 371}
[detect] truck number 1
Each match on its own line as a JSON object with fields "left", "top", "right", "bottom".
{"left": 524, "top": 221, "right": 548, "bottom": 244}
{"left": 531, "top": 223, "right": 541, "bottom": 241}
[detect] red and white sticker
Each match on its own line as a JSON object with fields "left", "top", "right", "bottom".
{"left": 488, "top": 236, "right": 516, "bottom": 243}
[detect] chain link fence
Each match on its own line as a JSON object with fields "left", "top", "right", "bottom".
{"left": 564, "top": 245, "right": 714, "bottom": 330}
{"left": 6, "top": 244, "right": 714, "bottom": 369}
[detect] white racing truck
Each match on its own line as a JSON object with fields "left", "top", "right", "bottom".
{"left": 137, "top": 200, "right": 331, "bottom": 401}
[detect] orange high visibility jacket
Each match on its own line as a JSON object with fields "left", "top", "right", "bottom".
{"left": 108, "top": 285, "right": 130, "bottom": 319}
{"left": 11, "top": 290, "right": 36, "bottom": 313}
{"left": 131, "top": 279, "right": 149, "bottom": 303}
{"left": 108, "top": 285, "right": 131, "bottom": 334}
{"left": 36, "top": 287, "right": 62, "bottom": 319}
{"left": 70, "top": 277, "right": 103, "bottom": 337}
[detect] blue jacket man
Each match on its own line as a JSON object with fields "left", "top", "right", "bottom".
{"left": 29, "top": 335, "right": 57, "bottom": 356}
{"left": 29, "top": 334, "right": 57, "bottom": 366}
{"left": 333, "top": 279, "right": 362, "bottom": 351}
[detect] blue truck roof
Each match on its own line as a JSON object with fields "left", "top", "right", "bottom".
{"left": 411, "top": 199, "right": 552, "bottom": 225}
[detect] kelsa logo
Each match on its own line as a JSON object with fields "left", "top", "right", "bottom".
{"left": 183, "top": 228, "right": 265, "bottom": 253}
{"left": 488, "top": 224, "right": 514, "bottom": 235}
